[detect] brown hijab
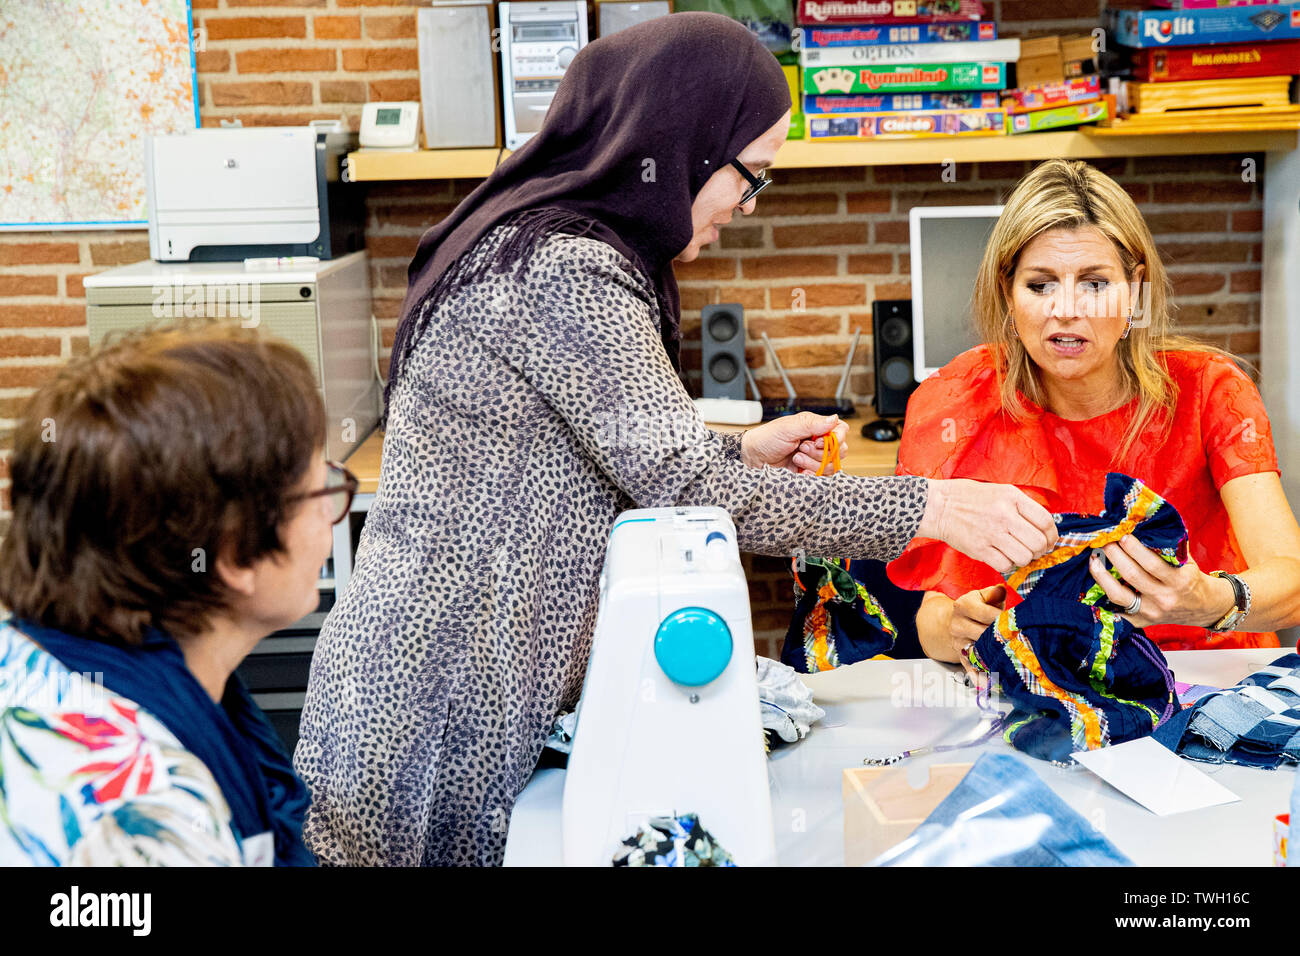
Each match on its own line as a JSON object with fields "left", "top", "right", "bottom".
{"left": 387, "top": 12, "right": 790, "bottom": 404}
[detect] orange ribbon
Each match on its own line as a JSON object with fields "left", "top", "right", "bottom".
{"left": 815, "top": 427, "right": 840, "bottom": 476}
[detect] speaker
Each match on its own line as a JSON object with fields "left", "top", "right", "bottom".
{"left": 872, "top": 299, "right": 918, "bottom": 418}
{"left": 701, "top": 303, "right": 747, "bottom": 400}
{"left": 417, "top": 3, "right": 501, "bottom": 149}
{"left": 597, "top": 0, "right": 672, "bottom": 37}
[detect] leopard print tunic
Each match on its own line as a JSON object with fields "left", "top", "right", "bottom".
{"left": 293, "top": 224, "right": 929, "bottom": 866}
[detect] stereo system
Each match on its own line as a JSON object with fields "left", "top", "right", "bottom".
{"left": 498, "top": 1, "right": 589, "bottom": 150}
{"left": 419, "top": 2, "right": 677, "bottom": 152}
{"left": 417, "top": 2, "right": 502, "bottom": 149}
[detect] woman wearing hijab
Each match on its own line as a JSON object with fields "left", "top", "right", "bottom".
{"left": 294, "top": 13, "right": 1058, "bottom": 866}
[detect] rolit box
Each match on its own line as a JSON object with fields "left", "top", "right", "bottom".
{"left": 1106, "top": 5, "right": 1300, "bottom": 48}
{"left": 808, "top": 107, "right": 1006, "bottom": 139}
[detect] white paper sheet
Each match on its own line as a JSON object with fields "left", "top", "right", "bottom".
{"left": 1072, "top": 737, "right": 1241, "bottom": 816}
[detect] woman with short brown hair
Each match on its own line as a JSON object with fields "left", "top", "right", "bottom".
{"left": 0, "top": 325, "right": 348, "bottom": 866}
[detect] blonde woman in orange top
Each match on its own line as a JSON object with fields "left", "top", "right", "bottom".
{"left": 889, "top": 159, "right": 1300, "bottom": 657}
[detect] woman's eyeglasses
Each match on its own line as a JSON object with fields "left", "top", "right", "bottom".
{"left": 730, "top": 159, "right": 772, "bottom": 208}
{"left": 288, "top": 460, "right": 359, "bottom": 525}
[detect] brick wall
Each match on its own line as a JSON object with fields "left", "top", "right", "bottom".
{"left": 0, "top": 2, "right": 1269, "bottom": 657}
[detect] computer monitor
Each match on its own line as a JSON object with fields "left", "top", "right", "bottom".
{"left": 909, "top": 205, "right": 1003, "bottom": 381}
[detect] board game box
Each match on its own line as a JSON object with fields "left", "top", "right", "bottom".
{"left": 1001, "top": 75, "right": 1102, "bottom": 113}
{"left": 805, "top": 91, "right": 1001, "bottom": 112}
{"left": 803, "top": 61, "right": 1006, "bottom": 93}
{"left": 798, "top": 20, "right": 996, "bottom": 45}
{"left": 797, "top": 0, "right": 984, "bottom": 26}
{"left": 1007, "top": 99, "right": 1108, "bottom": 134}
{"left": 807, "top": 107, "right": 1006, "bottom": 138}
{"left": 1106, "top": 5, "right": 1300, "bottom": 48}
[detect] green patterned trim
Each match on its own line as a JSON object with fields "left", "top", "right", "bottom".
{"left": 1086, "top": 607, "right": 1161, "bottom": 729}
{"left": 853, "top": 581, "right": 897, "bottom": 639}
{"left": 1002, "top": 713, "right": 1040, "bottom": 745}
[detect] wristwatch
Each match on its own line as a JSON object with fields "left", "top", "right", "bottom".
{"left": 1209, "top": 570, "right": 1252, "bottom": 632}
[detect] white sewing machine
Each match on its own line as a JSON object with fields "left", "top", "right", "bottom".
{"left": 504, "top": 506, "right": 776, "bottom": 866}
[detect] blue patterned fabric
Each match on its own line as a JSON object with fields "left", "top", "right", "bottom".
{"left": 611, "top": 813, "right": 735, "bottom": 867}
{"left": 1154, "top": 654, "right": 1300, "bottom": 769}
{"left": 780, "top": 557, "right": 899, "bottom": 673}
{"left": 965, "top": 474, "right": 1183, "bottom": 764}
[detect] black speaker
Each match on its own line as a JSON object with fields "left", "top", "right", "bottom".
{"left": 872, "top": 299, "right": 918, "bottom": 418}
{"left": 701, "top": 303, "right": 747, "bottom": 400}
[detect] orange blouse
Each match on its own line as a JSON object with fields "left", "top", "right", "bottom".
{"left": 887, "top": 346, "right": 1281, "bottom": 650}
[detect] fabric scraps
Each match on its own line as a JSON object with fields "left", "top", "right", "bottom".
{"left": 781, "top": 426, "right": 899, "bottom": 673}
{"left": 1154, "top": 654, "right": 1300, "bottom": 770}
{"left": 756, "top": 656, "right": 826, "bottom": 748}
{"left": 611, "top": 813, "right": 736, "bottom": 867}
{"left": 964, "top": 473, "right": 1182, "bottom": 765}
{"left": 781, "top": 555, "right": 898, "bottom": 673}
{"left": 1174, "top": 681, "right": 1221, "bottom": 709}
{"left": 544, "top": 710, "right": 577, "bottom": 755}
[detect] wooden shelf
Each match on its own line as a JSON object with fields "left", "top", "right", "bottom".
{"left": 346, "top": 147, "right": 507, "bottom": 181}
{"left": 345, "top": 127, "right": 1299, "bottom": 181}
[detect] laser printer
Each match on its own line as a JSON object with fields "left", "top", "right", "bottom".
{"left": 144, "top": 127, "right": 364, "bottom": 262}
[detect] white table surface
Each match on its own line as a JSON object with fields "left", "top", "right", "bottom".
{"left": 504, "top": 648, "right": 1295, "bottom": 866}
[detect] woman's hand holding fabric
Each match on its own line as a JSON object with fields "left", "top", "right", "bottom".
{"left": 947, "top": 584, "right": 1007, "bottom": 663}
{"left": 918, "top": 479, "right": 1059, "bottom": 574}
{"left": 1088, "top": 535, "right": 1237, "bottom": 629}
{"left": 740, "top": 411, "right": 849, "bottom": 474}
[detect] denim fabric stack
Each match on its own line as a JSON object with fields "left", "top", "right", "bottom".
{"left": 1155, "top": 654, "right": 1300, "bottom": 770}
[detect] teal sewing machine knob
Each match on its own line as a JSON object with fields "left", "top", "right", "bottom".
{"left": 654, "top": 607, "right": 733, "bottom": 687}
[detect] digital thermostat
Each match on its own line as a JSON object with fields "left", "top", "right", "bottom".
{"left": 359, "top": 102, "right": 421, "bottom": 150}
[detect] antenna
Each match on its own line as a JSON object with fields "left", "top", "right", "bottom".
{"left": 760, "top": 332, "right": 797, "bottom": 403}
{"left": 744, "top": 363, "right": 761, "bottom": 402}
{"left": 834, "top": 329, "right": 861, "bottom": 402}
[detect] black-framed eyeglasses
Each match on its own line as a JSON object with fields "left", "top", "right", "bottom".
{"left": 730, "top": 159, "right": 772, "bottom": 208}
{"left": 288, "top": 460, "right": 359, "bottom": 525}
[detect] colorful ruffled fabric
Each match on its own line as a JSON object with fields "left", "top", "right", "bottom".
{"left": 0, "top": 622, "right": 244, "bottom": 866}
{"left": 888, "top": 346, "right": 1280, "bottom": 650}
{"left": 964, "top": 473, "right": 1182, "bottom": 765}
{"left": 611, "top": 813, "right": 735, "bottom": 867}
{"left": 780, "top": 556, "right": 897, "bottom": 673}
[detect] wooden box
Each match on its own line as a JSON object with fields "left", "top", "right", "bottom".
{"left": 842, "top": 762, "right": 972, "bottom": 867}
{"left": 1016, "top": 34, "right": 1097, "bottom": 88}
{"left": 1126, "top": 75, "right": 1292, "bottom": 114}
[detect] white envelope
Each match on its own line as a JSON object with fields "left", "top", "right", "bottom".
{"left": 1072, "top": 737, "right": 1240, "bottom": 816}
